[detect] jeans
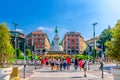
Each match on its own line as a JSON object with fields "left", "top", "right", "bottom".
{"left": 63, "top": 63, "right": 66, "bottom": 70}
{"left": 60, "top": 64, "right": 62, "bottom": 71}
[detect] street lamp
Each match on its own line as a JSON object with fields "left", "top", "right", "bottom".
{"left": 23, "top": 40, "right": 26, "bottom": 79}
{"left": 87, "top": 44, "right": 90, "bottom": 70}
{"left": 12, "top": 22, "right": 18, "bottom": 59}
{"left": 33, "top": 42, "right": 37, "bottom": 70}
{"left": 92, "top": 22, "right": 97, "bottom": 63}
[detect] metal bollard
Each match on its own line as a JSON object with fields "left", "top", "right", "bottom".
{"left": 88, "top": 62, "right": 90, "bottom": 70}
{"left": 101, "top": 63, "right": 104, "bottom": 78}
{"left": 35, "top": 60, "right": 37, "bottom": 70}
{"left": 23, "top": 64, "right": 26, "bottom": 79}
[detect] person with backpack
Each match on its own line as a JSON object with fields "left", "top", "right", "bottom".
{"left": 99, "top": 58, "right": 104, "bottom": 70}
{"left": 82, "top": 60, "right": 87, "bottom": 77}
{"left": 74, "top": 58, "right": 78, "bottom": 71}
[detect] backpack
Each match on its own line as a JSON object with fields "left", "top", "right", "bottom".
{"left": 82, "top": 61, "right": 86, "bottom": 68}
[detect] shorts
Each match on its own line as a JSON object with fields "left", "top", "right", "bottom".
{"left": 51, "top": 63, "right": 54, "bottom": 66}
{"left": 67, "top": 63, "right": 70, "bottom": 68}
{"left": 46, "top": 62, "right": 49, "bottom": 65}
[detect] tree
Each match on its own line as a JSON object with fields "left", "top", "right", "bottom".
{"left": 16, "top": 48, "right": 21, "bottom": 58}
{"left": 106, "top": 20, "right": 120, "bottom": 64}
{"left": 26, "top": 49, "right": 31, "bottom": 57}
{"left": 98, "top": 27, "right": 112, "bottom": 51}
{"left": 0, "top": 23, "right": 14, "bottom": 67}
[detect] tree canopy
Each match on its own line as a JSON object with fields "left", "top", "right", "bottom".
{"left": 106, "top": 20, "right": 120, "bottom": 63}
{"left": 97, "top": 26, "right": 112, "bottom": 51}
{"left": 0, "top": 23, "right": 14, "bottom": 67}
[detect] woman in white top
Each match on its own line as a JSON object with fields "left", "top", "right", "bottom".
{"left": 83, "top": 60, "right": 88, "bottom": 77}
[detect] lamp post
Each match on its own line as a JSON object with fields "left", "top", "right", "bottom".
{"left": 92, "top": 22, "right": 97, "bottom": 63}
{"left": 23, "top": 39, "right": 26, "bottom": 79}
{"left": 12, "top": 22, "right": 18, "bottom": 59}
{"left": 87, "top": 44, "right": 90, "bottom": 70}
{"left": 34, "top": 42, "right": 37, "bottom": 70}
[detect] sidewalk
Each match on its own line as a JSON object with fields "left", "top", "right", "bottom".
{"left": 28, "top": 66, "right": 114, "bottom": 80}
{"left": 19, "top": 63, "right": 115, "bottom": 80}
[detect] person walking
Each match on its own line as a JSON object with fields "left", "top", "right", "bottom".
{"left": 50, "top": 58, "right": 54, "bottom": 71}
{"left": 56, "top": 58, "right": 60, "bottom": 72}
{"left": 66, "top": 57, "right": 71, "bottom": 71}
{"left": 45, "top": 57, "right": 49, "bottom": 66}
{"left": 41, "top": 57, "right": 45, "bottom": 68}
{"left": 60, "top": 58, "right": 63, "bottom": 71}
{"left": 63, "top": 58, "right": 67, "bottom": 71}
{"left": 83, "top": 60, "right": 87, "bottom": 77}
{"left": 99, "top": 58, "right": 103, "bottom": 70}
{"left": 74, "top": 58, "right": 78, "bottom": 71}
{"left": 79, "top": 58, "right": 83, "bottom": 71}
{"left": 71, "top": 57, "right": 74, "bottom": 66}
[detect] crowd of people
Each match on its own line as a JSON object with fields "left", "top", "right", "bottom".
{"left": 40, "top": 56, "right": 87, "bottom": 77}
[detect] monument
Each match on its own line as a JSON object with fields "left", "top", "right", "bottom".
{"left": 45, "top": 27, "right": 69, "bottom": 57}
{"left": 50, "top": 27, "right": 63, "bottom": 51}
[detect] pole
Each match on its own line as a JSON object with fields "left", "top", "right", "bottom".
{"left": 102, "top": 62, "right": 104, "bottom": 78}
{"left": 92, "top": 22, "right": 97, "bottom": 63}
{"left": 88, "top": 45, "right": 90, "bottom": 70}
{"left": 88, "top": 53, "right": 90, "bottom": 70}
{"left": 23, "top": 40, "right": 26, "bottom": 79}
{"left": 23, "top": 63, "right": 26, "bottom": 79}
{"left": 34, "top": 42, "right": 37, "bottom": 70}
{"left": 12, "top": 22, "right": 18, "bottom": 59}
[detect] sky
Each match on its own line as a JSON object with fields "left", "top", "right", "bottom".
{"left": 0, "top": 0, "right": 120, "bottom": 41}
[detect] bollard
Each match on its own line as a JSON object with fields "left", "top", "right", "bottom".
{"left": 101, "top": 63, "right": 104, "bottom": 78}
{"left": 35, "top": 60, "right": 37, "bottom": 70}
{"left": 23, "top": 64, "right": 26, "bottom": 79}
{"left": 88, "top": 62, "right": 90, "bottom": 70}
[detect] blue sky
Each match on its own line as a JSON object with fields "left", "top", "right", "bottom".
{"left": 0, "top": 0, "right": 120, "bottom": 41}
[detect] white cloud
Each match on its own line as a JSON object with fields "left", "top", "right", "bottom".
{"left": 38, "top": 26, "right": 54, "bottom": 32}
{"left": 16, "top": 29, "right": 23, "bottom": 32}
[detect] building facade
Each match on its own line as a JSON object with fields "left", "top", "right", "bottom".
{"left": 62, "top": 32, "right": 86, "bottom": 55}
{"left": 10, "top": 31, "right": 27, "bottom": 52}
{"left": 26, "top": 30, "right": 50, "bottom": 55}
{"left": 86, "top": 36, "right": 100, "bottom": 51}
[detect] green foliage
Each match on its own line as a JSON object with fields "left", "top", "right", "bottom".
{"left": 26, "top": 49, "right": 31, "bottom": 57}
{"left": 73, "top": 54, "right": 93, "bottom": 60}
{"left": 98, "top": 28, "right": 112, "bottom": 43}
{"left": 98, "top": 27, "right": 112, "bottom": 51}
{"left": 0, "top": 23, "right": 14, "bottom": 67}
{"left": 106, "top": 20, "right": 120, "bottom": 63}
{"left": 17, "top": 55, "right": 24, "bottom": 59}
{"left": 16, "top": 48, "right": 21, "bottom": 58}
